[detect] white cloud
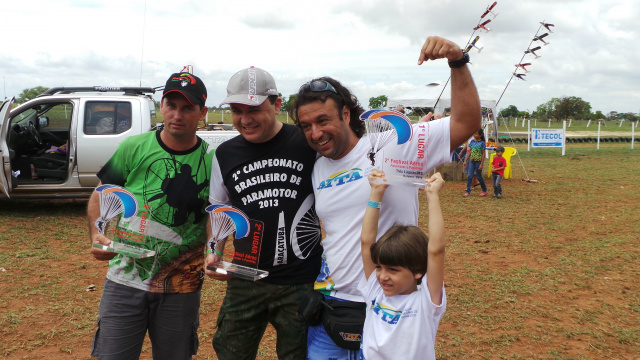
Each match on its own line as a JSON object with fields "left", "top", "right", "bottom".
{"left": 0, "top": 0, "right": 639, "bottom": 114}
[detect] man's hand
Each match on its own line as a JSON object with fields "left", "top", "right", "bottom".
{"left": 419, "top": 112, "right": 434, "bottom": 123}
{"left": 418, "top": 36, "right": 464, "bottom": 65}
{"left": 90, "top": 234, "right": 117, "bottom": 261}
{"left": 204, "top": 252, "right": 232, "bottom": 281}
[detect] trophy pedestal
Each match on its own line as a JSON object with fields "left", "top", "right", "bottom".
{"left": 370, "top": 175, "right": 428, "bottom": 188}
{"left": 207, "top": 261, "right": 269, "bottom": 281}
{"left": 92, "top": 242, "right": 156, "bottom": 259}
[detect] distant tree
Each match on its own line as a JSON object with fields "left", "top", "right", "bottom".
{"left": 282, "top": 94, "right": 296, "bottom": 113}
{"left": 554, "top": 96, "right": 591, "bottom": 120}
{"left": 17, "top": 86, "right": 49, "bottom": 103}
{"left": 620, "top": 112, "right": 639, "bottom": 122}
{"left": 606, "top": 111, "right": 638, "bottom": 122}
{"left": 536, "top": 98, "right": 560, "bottom": 120}
{"left": 278, "top": 93, "right": 288, "bottom": 111}
{"left": 592, "top": 110, "right": 605, "bottom": 120}
{"left": 536, "top": 96, "right": 591, "bottom": 121}
{"left": 368, "top": 95, "right": 387, "bottom": 109}
{"left": 499, "top": 105, "right": 519, "bottom": 118}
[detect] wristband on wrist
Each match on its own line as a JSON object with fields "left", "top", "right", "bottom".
{"left": 448, "top": 50, "right": 470, "bottom": 69}
{"left": 205, "top": 248, "right": 212, "bottom": 255}
{"left": 215, "top": 249, "right": 222, "bottom": 257}
{"left": 367, "top": 200, "right": 381, "bottom": 209}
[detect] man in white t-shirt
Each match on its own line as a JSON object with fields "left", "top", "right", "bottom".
{"left": 289, "top": 36, "right": 481, "bottom": 359}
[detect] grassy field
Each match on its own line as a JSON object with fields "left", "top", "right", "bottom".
{"left": 0, "top": 143, "right": 638, "bottom": 359}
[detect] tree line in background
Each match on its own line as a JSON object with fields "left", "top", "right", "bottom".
{"left": 489, "top": 96, "right": 637, "bottom": 122}
{"left": 11, "top": 87, "right": 638, "bottom": 122}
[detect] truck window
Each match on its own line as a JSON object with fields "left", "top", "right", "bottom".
{"left": 43, "top": 103, "right": 73, "bottom": 131}
{"left": 84, "top": 102, "right": 132, "bottom": 135}
{"left": 7, "top": 101, "right": 72, "bottom": 184}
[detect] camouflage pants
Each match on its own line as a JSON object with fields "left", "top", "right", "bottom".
{"left": 212, "top": 277, "right": 313, "bottom": 360}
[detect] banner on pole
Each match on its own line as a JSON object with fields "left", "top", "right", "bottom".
{"left": 531, "top": 128, "right": 564, "bottom": 147}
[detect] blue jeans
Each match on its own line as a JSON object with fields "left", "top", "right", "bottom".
{"left": 492, "top": 173, "right": 503, "bottom": 195}
{"left": 308, "top": 323, "right": 360, "bottom": 360}
{"left": 91, "top": 279, "right": 200, "bottom": 360}
{"left": 466, "top": 160, "right": 487, "bottom": 193}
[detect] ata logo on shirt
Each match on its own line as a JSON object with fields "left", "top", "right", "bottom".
{"left": 316, "top": 168, "right": 363, "bottom": 191}
{"left": 372, "top": 302, "right": 402, "bottom": 325}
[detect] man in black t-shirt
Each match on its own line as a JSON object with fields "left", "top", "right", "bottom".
{"left": 206, "top": 67, "right": 321, "bottom": 359}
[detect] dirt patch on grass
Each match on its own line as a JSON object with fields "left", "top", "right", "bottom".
{"left": 1, "top": 146, "right": 639, "bottom": 359}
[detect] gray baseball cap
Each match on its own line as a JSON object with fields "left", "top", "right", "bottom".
{"left": 222, "top": 66, "right": 278, "bottom": 106}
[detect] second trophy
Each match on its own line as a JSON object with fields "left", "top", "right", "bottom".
{"left": 206, "top": 204, "right": 269, "bottom": 281}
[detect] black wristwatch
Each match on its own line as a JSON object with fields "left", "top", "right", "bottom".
{"left": 448, "top": 50, "right": 470, "bottom": 69}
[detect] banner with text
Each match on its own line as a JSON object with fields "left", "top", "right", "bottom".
{"left": 531, "top": 128, "right": 564, "bottom": 147}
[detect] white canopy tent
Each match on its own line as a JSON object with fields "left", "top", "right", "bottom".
{"left": 387, "top": 82, "right": 498, "bottom": 140}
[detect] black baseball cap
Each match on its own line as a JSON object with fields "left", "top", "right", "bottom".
{"left": 162, "top": 73, "right": 207, "bottom": 107}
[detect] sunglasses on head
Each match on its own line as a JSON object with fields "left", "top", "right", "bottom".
{"left": 299, "top": 79, "right": 338, "bottom": 94}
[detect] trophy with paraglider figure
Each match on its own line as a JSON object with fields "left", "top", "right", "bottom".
{"left": 92, "top": 184, "right": 156, "bottom": 258}
{"left": 360, "top": 110, "right": 429, "bottom": 188}
{"left": 205, "top": 204, "right": 269, "bottom": 281}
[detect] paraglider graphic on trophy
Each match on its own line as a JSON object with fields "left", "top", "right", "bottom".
{"left": 205, "top": 204, "right": 269, "bottom": 281}
{"left": 92, "top": 184, "right": 156, "bottom": 258}
{"left": 360, "top": 110, "right": 430, "bottom": 188}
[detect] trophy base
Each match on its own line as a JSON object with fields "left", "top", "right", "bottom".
{"left": 370, "top": 175, "right": 429, "bottom": 188}
{"left": 92, "top": 242, "right": 156, "bottom": 259}
{"left": 207, "top": 261, "right": 269, "bottom": 281}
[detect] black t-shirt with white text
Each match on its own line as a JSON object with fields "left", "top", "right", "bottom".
{"left": 210, "top": 124, "right": 322, "bottom": 284}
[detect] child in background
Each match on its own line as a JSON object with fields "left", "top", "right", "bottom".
{"left": 358, "top": 170, "right": 446, "bottom": 360}
{"left": 491, "top": 145, "right": 507, "bottom": 198}
{"left": 462, "top": 129, "right": 488, "bottom": 197}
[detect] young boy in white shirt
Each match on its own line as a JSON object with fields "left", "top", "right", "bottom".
{"left": 358, "top": 170, "right": 447, "bottom": 360}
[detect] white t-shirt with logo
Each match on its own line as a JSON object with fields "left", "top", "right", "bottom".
{"left": 312, "top": 118, "right": 451, "bottom": 301}
{"left": 358, "top": 273, "right": 446, "bottom": 360}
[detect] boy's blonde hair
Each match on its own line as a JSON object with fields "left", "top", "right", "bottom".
{"left": 370, "top": 224, "right": 429, "bottom": 285}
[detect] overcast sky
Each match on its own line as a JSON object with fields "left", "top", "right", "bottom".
{"left": 1, "top": 0, "right": 638, "bottom": 115}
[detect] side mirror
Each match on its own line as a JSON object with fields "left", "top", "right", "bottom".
{"left": 39, "top": 116, "right": 49, "bottom": 128}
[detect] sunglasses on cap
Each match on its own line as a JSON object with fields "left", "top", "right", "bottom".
{"left": 299, "top": 79, "right": 338, "bottom": 94}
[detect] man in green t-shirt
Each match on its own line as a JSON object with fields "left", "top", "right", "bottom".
{"left": 87, "top": 71, "right": 213, "bottom": 360}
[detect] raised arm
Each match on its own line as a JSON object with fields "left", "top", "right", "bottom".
{"left": 424, "top": 173, "right": 446, "bottom": 305}
{"left": 361, "top": 170, "right": 389, "bottom": 279}
{"left": 418, "top": 36, "right": 481, "bottom": 151}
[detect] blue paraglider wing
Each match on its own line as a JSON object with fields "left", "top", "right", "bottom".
{"left": 97, "top": 185, "right": 138, "bottom": 219}
{"left": 206, "top": 204, "right": 251, "bottom": 239}
{"left": 360, "top": 109, "right": 413, "bottom": 145}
